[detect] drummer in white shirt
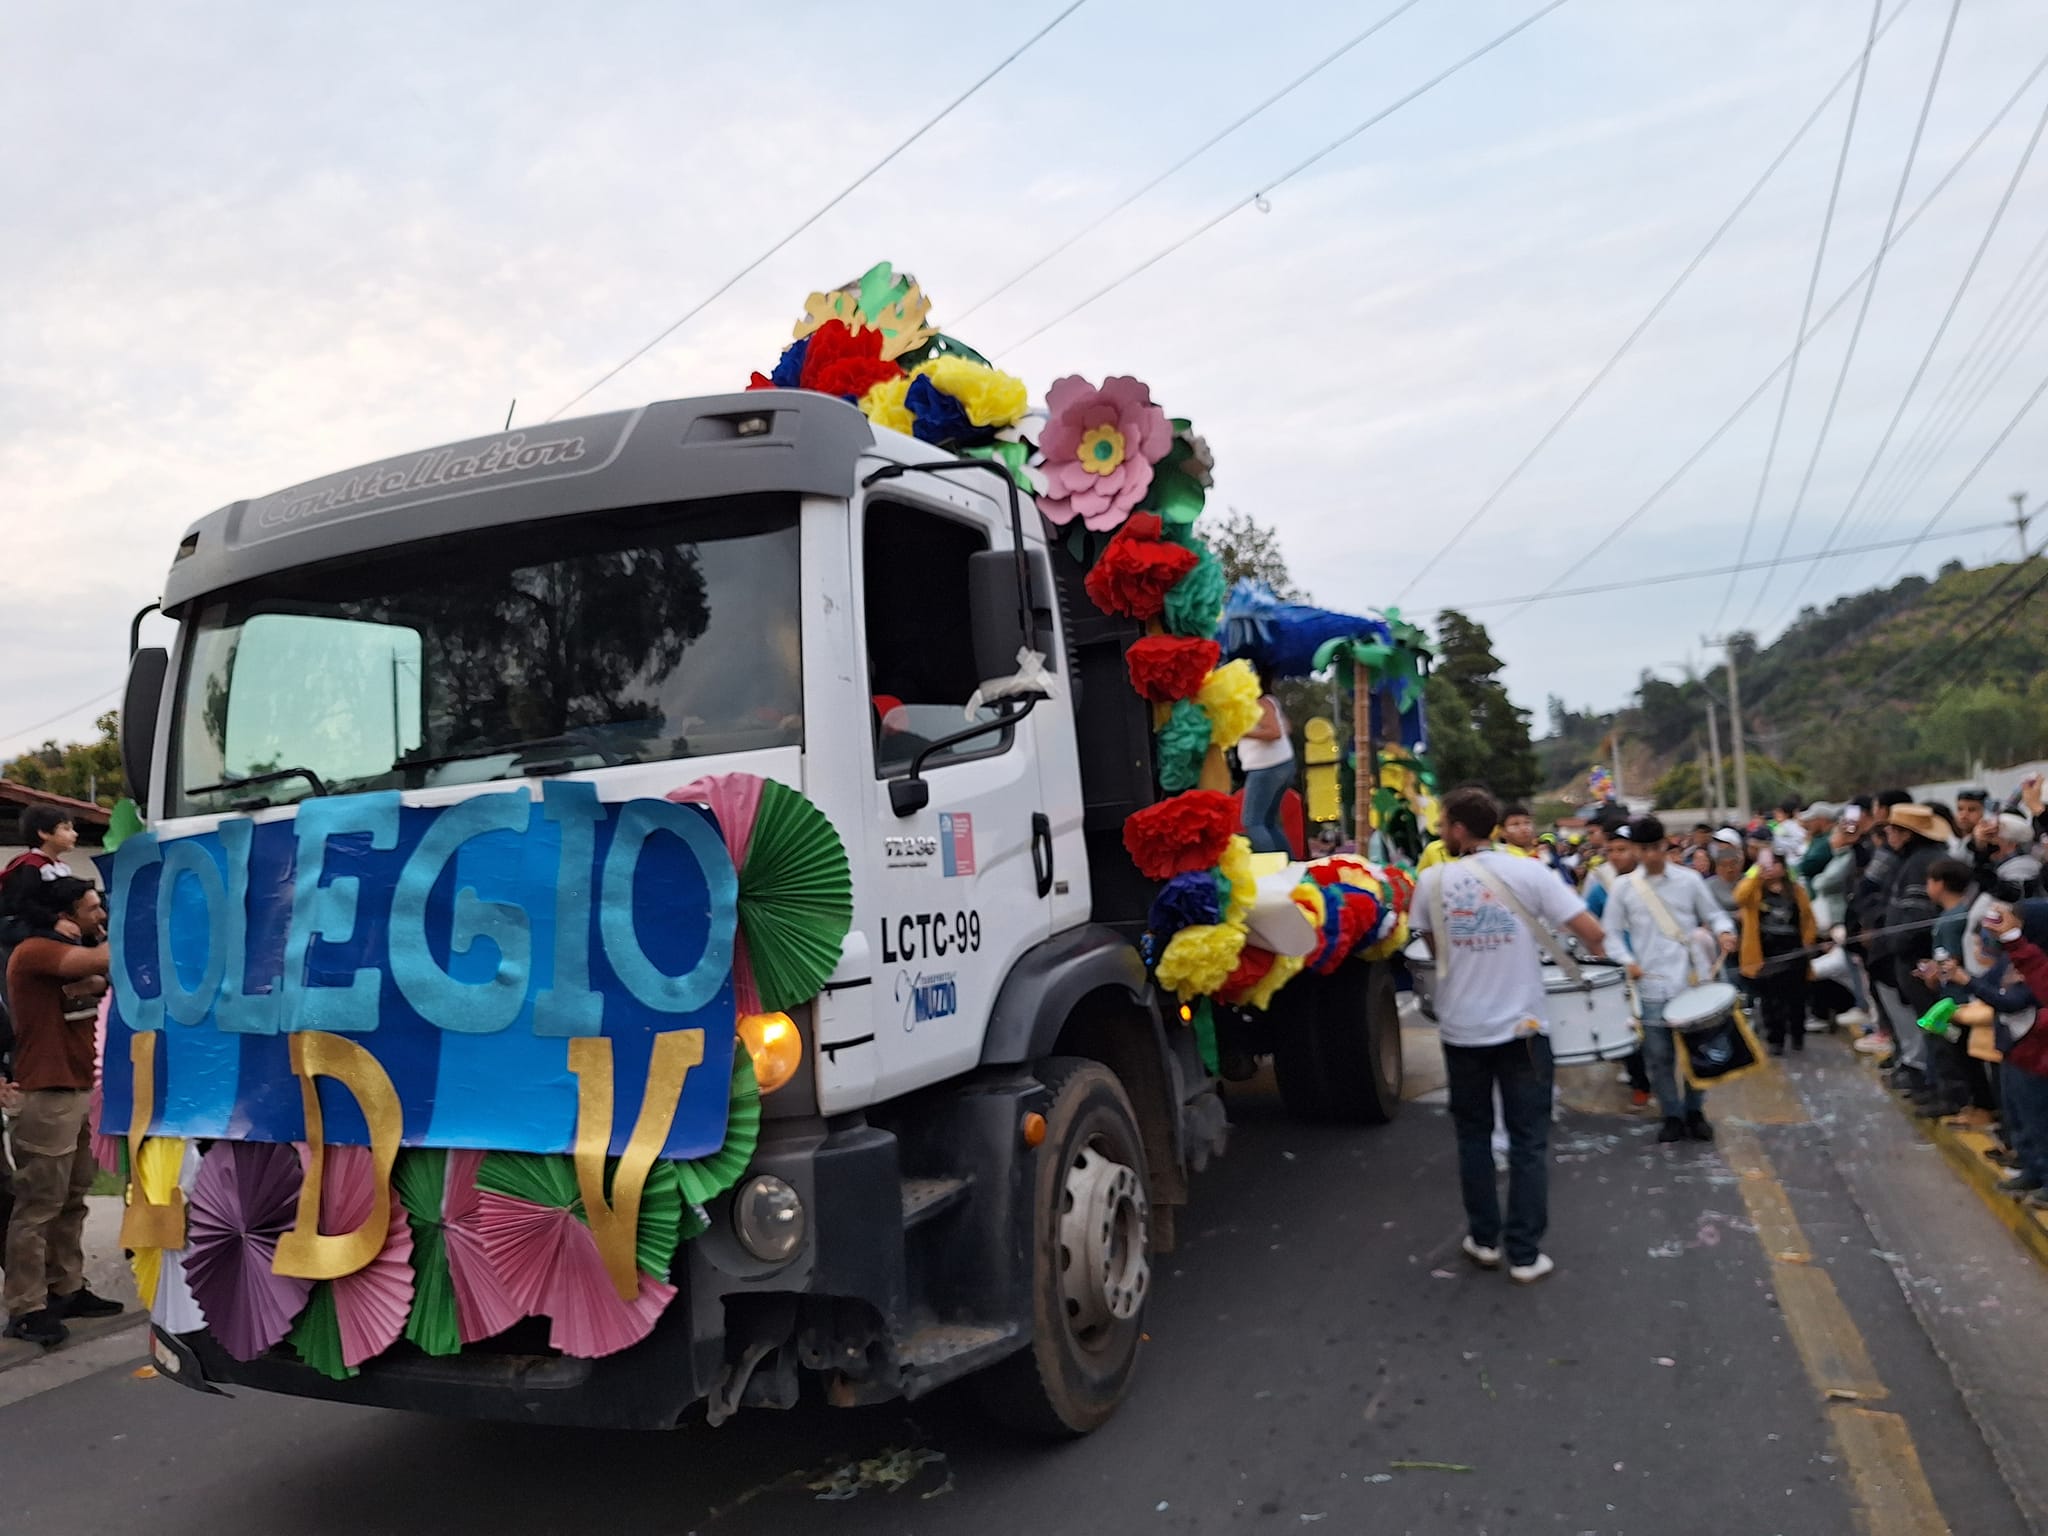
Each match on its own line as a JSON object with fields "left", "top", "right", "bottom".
{"left": 1599, "top": 815, "right": 1739, "bottom": 1144}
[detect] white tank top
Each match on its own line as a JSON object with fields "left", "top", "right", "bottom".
{"left": 1236, "top": 698, "right": 1295, "bottom": 771}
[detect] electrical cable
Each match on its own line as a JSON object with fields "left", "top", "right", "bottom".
{"left": 1856, "top": 552, "right": 2048, "bottom": 704}
{"left": 1738, "top": 0, "right": 1966, "bottom": 628}
{"left": 1708, "top": 0, "right": 1884, "bottom": 633}
{"left": 541, "top": 0, "right": 1088, "bottom": 423}
{"left": 993, "top": 0, "right": 1574, "bottom": 356}
{"left": 1873, "top": 363, "right": 2048, "bottom": 582}
{"left": 0, "top": 686, "right": 123, "bottom": 753}
{"left": 950, "top": 0, "right": 1432, "bottom": 328}
{"left": 1455, "top": 520, "right": 2006, "bottom": 608}
{"left": 1781, "top": 83, "right": 2048, "bottom": 611}
{"left": 1395, "top": 0, "right": 1920, "bottom": 603}
{"left": 1497, "top": 48, "right": 2048, "bottom": 618}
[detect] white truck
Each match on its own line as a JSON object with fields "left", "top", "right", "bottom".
{"left": 121, "top": 391, "right": 1404, "bottom": 1433}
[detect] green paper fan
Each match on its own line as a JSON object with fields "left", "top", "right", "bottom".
{"left": 289, "top": 1284, "right": 356, "bottom": 1381}
{"left": 393, "top": 1149, "right": 461, "bottom": 1357}
{"left": 676, "top": 1050, "right": 762, "bottom": 1212}
{"left": 739, "top": 778, "right": 853, "bottom": 1012}
{"left": 476, "top": 1152, "right": 685, "bottom": 1280}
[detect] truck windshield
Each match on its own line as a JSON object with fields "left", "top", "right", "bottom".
{"left": 169, "top": 495, "right": 801, "bottom": 815}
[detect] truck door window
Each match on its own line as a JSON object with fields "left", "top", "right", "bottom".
{"left": 863, "top": 499, "right": 1008, "bottom": 777}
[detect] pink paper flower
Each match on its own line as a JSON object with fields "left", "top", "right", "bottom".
{"left": 1037, "top": 374, "right": 1174, "bottom": 531}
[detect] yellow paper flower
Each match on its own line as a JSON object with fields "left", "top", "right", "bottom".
{"left": 859, "top": 375, "right": 916, "bottom": 435}
{"left": 1157, "top": 922, "right": 1246, "bottom": 1001}
{"left": 1218, "top": 835, "right": 1255, "bottom": 926}
{"left": 1077, "top": 423, "right": 1128, "bottom": 476}
{"left": 1291, "top": 881, "right": 1327, "bottom": 931}
{"left": 1244, "top": 952, "right": 1305, "bottom": 1010}
{"left": 127, "top": 1135, "right": 188, "bottom": 1306}
{"left": 916, "top": 355, "right": 1029, "bottom": 428}
{"left": 1364, "top": 915, "right": 1410, "bottom": 963}
{"left": 1199, "top": 659, "right": 1262, "bottom": 750}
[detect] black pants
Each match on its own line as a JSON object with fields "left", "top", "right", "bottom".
{"left": 1753, "top": 971, "right": 1808, "bottom": 1049}
{"left": 1443, "top": 1035, "right": 1553, "bottom": 1267}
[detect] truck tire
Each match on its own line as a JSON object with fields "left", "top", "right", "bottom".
{"left": 1272, "top": 961, "right": 1403, "bottom": 1125}
{"left": 977, "top": 1057, "right": 1150, "bottom": 1437}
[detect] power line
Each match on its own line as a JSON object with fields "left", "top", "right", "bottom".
{"left": 1874, "top": 363, "right": 2048, "bottom": 582}
{"left": 1397, "top": 0, "right": 1920, "bottom": 602}
{"left": 541, "top": 0, "right": 1088, "bottom": 423}
{"left": 1782, "top": 79, "right": 2048, "bottom": 612}
{"left": 951, "top": 0, "right": 1431, "bottom": 328}
{"left": 1456, "top": 519, "right": 2006, "bottom": 608}
{"left": 1739, "top": 0, "right": 1965, "bottom": 629}
{"left": 1709, "top": 0, "right": 1884, "bottom": 634}
{"left": 1499, "top": 50, "right": 2048, "bottom": 618}
{"left": 1858, "top": 550, "right": 2048, "bottom": 704}
{"left": 993, "top": 0, "right": 1574, "bottom": 356}
{"left": 0, "top": 686, "right": 123, "bottom": 753}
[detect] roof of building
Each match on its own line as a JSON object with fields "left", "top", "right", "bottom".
{"left": 0, "top": 779, "right": 113, "bottom": 832}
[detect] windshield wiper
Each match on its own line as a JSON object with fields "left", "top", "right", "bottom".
{"left": 395, "top": 734, "right": 616, "bottom": 775}
{"left": 185, "top": 765, "right": 329, "bottom": 807}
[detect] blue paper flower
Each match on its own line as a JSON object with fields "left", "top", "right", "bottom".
{"left": 770, "top": 337, "right": 810, "bottom": 389}
{"left": 1148, "top": 870, "right": 1223, "bottom": 944}
{"left": 906, "top": 374, "right": 997, "bottom": 447}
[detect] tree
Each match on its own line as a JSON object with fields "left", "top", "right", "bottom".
{"left": 1651, "top": 759, "right": 1705, "bottom": 809}
{"left": 2, "top": 712, "right": 123, "bottom": 806}
{"left": 1917, "top": 683, "right": 2047, "bottom": 772}
{"left": 1208, "top": 507, "right": 1301, "bottom": 599}
{"left": 1429, "top": 610, "right": 1537, "bottom": 802}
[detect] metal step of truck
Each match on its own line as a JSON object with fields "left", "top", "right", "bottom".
{"left": 900, "top": 1175, "right": 973, "bottom": 1229}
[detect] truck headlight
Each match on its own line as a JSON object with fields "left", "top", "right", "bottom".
{"left": 733, "top": 1175, "right": 806, "bottom": 1264}
{"left": 737, "top": 1011, "right": 803, "bottom": 1094}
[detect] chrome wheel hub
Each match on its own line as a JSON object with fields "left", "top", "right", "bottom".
{"left": 1058, "top": 1145, "right": 1149, "bottom": 1335}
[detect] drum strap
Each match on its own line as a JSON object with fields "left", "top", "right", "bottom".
{"left": 1452, "top": 857, "right": 1586, "bottom": 989}
{"left": 1624, "top": 871, "right": 1704, "bottom": 986}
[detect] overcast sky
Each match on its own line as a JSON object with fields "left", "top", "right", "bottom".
{"left": 6, "top": 0, "right": 2046, "bottom": 764}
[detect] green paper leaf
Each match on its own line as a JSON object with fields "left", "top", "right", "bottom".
{"left": 964, "top": 438, "right": 1035, "bottom": 494}
{"left": 104, "top": 798, "right": 144, "bottom": 852}
{"left": 1066, "top": 523, "right": 1089, "bottom": 564}
{"left": 1146, "top": 465, "right": 1206, "bottom": 526}
{"left": 1161, "top": 536, "right": 1226, "bottom": 639}
{"left": 1191, "top": 998, "right": 1219, "bottom": 1077}
{"left": 289, "top": 1284, "right": 356, "bottom": 1381}
{"left": 855, "top": 261, "right": 905, "bottom": 325}
{"left": 1156, "top": 700, "right": 1212, "bottom": 793}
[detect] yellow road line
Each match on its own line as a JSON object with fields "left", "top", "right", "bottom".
{"left": 1718, "top": 1086, "right": 1948, "bottom": 1533}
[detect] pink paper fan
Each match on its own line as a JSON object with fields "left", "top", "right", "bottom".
{"left": 91, "top": 996, "right": 121, "bottom": 1175}
{"left": 317, "top": 1145, "right": 415, "bottom": 1368}
{"left": 668, "top": 772, "right": 763, "bottom": 869}
{"left": 185, "top": 1141, "right": 313, "bottom": 1361}
{"left": 472, "top": 1190, "right": 676, "bottom": 1358}
{"left": 442, "top": 1148, "right": 524, "bottom": 1343}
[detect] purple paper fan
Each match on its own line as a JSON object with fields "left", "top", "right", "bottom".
{"left": 185, "top": 1140, "right": 313, "bottom": 1361}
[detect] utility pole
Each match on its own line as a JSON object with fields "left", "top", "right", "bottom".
{"left": 2012, "top": 491, "right": 2031, "bottom": 561}
{"left": 1610, "top": 729, "right": 1625, "bottom": 803}
{"left": 1705, "top": 697, "right": 1726, "bottom": 822}
{"left": 1704, "top": 634, "right": 1750, "bottom": 824}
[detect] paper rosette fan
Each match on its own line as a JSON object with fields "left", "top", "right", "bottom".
{"left": 675, "top": 1049, "right": 763, "bottom": 1227}
{"left": 184, "top": 1140, "right": 313, "bottom": 1361}
{"left": 127, "top": 1138, "right": 204, "bottom": 1334}
{"left": 287, "top": 1144, "right": 416, "bottom": 1380}
{"left": 394, "top": 1148, "right": 525, "bottom": 1353}
{"left": 473, "top": 1153, "right": 682, "bottom": 1358}
{"left": 90, "top": 996, "right": 122, "bottom": 1176}
{"left": 672, "top": 773, "right": 851, "bottom": 1012}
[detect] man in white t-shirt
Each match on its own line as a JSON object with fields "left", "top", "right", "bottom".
{"left": 1412, "top": 787, "right": 1608, "bottom": 1284}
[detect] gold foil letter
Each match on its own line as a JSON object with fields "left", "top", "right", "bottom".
{"left": 119, "top": 1032, "right": 187, "bottom": 1250}
{"left": 272, "top": 1032, "right": 402, "bottom": 1281}
{"left": 568, "top": 1030, "right": 705, "bottom": 1301}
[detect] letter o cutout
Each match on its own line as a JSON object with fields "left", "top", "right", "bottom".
{"left": 599, "top": 801, "right": 736, "bottom": 1014}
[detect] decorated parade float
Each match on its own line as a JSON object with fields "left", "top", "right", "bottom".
{"left": 104, "top": 261, "right": 1422, "bottom": 1432}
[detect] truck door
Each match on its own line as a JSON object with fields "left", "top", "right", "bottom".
{"left": 856, "top": 487, "right": 1056, "bottom": 1101}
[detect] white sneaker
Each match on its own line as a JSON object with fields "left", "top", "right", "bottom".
{"left": 1461, "top": 1236, "right": 1501, "bottom": 1269}
{"left": 1852, "top": 1033, "right": 1892, "bottom": 1056}
{"left": 1509, "top": 1253, "right": 1555, "bottom": 1284}
{"left": 1837, "top": 1008, "right": 1873, "bottom": 1029}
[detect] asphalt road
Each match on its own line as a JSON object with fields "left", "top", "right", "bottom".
{"left": 3, "top": 1054, "right": 2035, "bottom": 1536}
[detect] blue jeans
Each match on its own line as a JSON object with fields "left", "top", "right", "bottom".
{"left": 2003, "top": 1062, "right": 2048, "bottom": 1183}
{"left": 1443, "top": 1035, "right": 1553, "bottom": 1266}
{"left": 1639, "top": 1001, "right": 1704, "bottom": 1120}
{"left": 1240, "top": 761, "right": 1294, "bottom": 855}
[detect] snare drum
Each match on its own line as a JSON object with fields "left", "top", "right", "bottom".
{"left": 1663, "top": 981, "right": 1739, "bottom": 1033}
{"left": 1545, "top": 965, "right": 1638, "bottom": 1065}
{"left": 1404, "top": 938, "right": 1437, "bottom": 1020}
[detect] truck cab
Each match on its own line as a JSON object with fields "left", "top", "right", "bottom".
{"left": 124, "top": 391, "right": 1396, "bottom": 1434}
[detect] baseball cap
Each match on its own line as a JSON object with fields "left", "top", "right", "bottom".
{"left": 1997, "top": 812, "right": 2033, "bottom": 845}
{"left": 1712, "top": 828, "right": 1745, "bottom": 850}
{"left": 1607, "top": 822, "right": 1635, "bottom": 843}
{"left": 1799, "top": 801, "right": 1841, "bottom": 822}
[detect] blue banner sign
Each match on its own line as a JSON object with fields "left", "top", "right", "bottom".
{"left": 101, "top": 783, "right": 739, "bottom": 1160}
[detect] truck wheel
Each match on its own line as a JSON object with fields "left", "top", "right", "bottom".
{"left": 1272, "top": 961, "right": 1403, "bottom": 1125}
{"left": 978, "top": 1057, "right": 1150, "bottom": 1437}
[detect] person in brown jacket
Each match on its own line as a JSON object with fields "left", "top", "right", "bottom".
{"left": 3, "top": 876, "right": 123, "bottom": 1347}
{"left": 1736, "top": 850, "right": 1819, "bottom": 1055}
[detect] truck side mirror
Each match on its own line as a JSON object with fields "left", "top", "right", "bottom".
{"left": 122, "top": 646, "right": 170, "bottom": 808}
{"left": 967, "top": 548, "right": 1055, "bottom": 684}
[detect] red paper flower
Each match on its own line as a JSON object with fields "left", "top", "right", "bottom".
{"left": 1126, "top": 636, "right": 1221, "bottom": 703}
{"left": 1123, "top": 790, "right": 1238, "bottom": 880}
{"left": 747, "top": 372, "right": 777, "bottom": 390}
{"left": 1219, "top": 946, "right": 1276, "bottom": 1005}
{"left": 1085, "top": 514, "right": 1200, "bottom": 621}
{"left": 798, "top": 320, "right": 903, "bottom": 401}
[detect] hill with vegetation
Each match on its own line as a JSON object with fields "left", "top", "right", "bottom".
{"left": 1536, "top": 554, "right": 2048, "bottom": 808}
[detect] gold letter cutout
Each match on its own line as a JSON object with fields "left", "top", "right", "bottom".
{"left": 272, "top": 1032, "right": 403, "bottom": 1281}
{"left": 119, "top": 1033, "right": 187, "bottom": 1250}
{"left": 568, "top": 1030, "right": 705, "bottom": 1300}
